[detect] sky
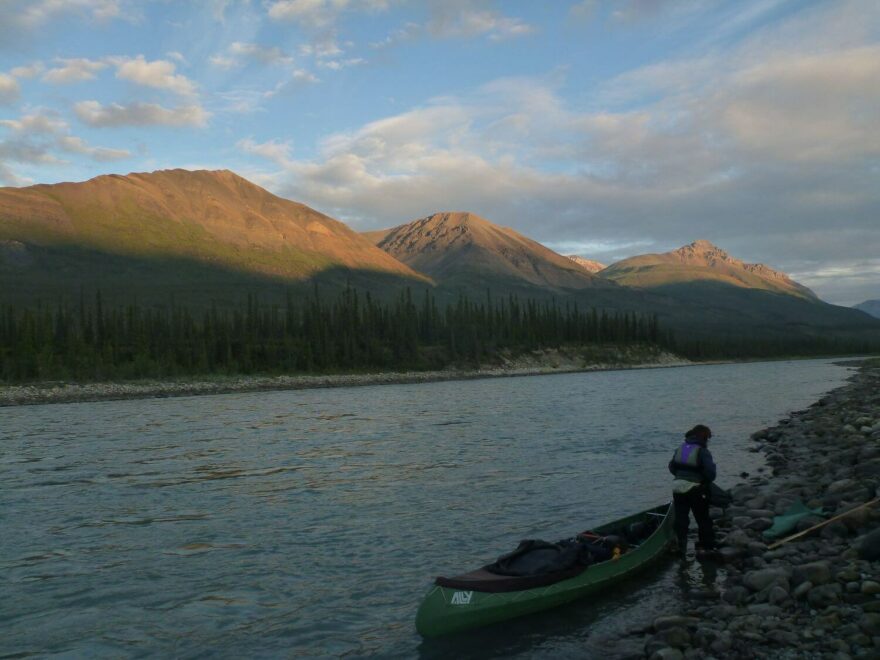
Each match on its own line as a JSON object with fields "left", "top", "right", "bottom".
{"left": 0, "top": 0, "right": 878, "bottom": 306}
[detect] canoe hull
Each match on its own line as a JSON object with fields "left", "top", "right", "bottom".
{"left": 415, "top": 503, "right": 673, "bottom": 637}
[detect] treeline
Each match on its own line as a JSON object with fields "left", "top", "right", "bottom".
{"left": 0, "top": 289, "right": 669, "bottom": 382}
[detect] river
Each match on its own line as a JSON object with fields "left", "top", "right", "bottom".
{"left": 0, "top": 359, "right": 857, "bottom": 658}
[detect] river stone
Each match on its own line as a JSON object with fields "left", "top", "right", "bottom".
{"left": 723, "top": 530, "right": 753, "bottom": 547}
{"left": 710, "top": 633, "right": 732, "bottom": 654}
{"left": 808, "top": 583, "right": 843, "bottom": 608}
{"left": 718, "top": 546, "right": 743, "bottom": 563}
{"left": 861, "top": 581, "right": 880, "bottom": 594}
{"left": 794, "top": 561, "right": 833, "bottom": 586}
{"left": 768, "top": 585, "right": 790, "bottom": 605}
{"left": 653, "top": 615, "right": 700, "bottom": 631}
{"left": 747, "top": 517, "right": 773, "bottom": 532}
{"left": 765, "top": 629, "right": 799, "bottom": 645}
{"left": 650, "top": 648, "right": 684, "bottom": 660}
{"left": 662, "top": 626, "right": 691, "bottom": 648}
{"left": 747, "top": 603, "right": 782, "bottom": 616}
{"left": 722, "top": 586, "right": 749, "bottom": 605}
{"left": 858, "top": 528, "right": 880, "bottom": 560}
{"left": 744, "top": 568, "right": 790, "bottom": 592}
{"left": 860, "top": 613, "right": 880, "bottom": 635}
{"left": 794, "top": 581, "right": 814, "bottom": 599}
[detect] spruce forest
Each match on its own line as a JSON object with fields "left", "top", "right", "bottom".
{"left": 0, "top": 288, "right": 669, "bottom": 383}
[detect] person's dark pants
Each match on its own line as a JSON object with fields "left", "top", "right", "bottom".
{"left": 673, "top": 485, "right": 715, "bottom": 551}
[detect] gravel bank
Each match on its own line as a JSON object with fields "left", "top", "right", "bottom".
{"left": 0, "top": 350, "right": 690, "bottom": 407}
{"left": 622, "top": 359, "right": 880, "bottom": 659}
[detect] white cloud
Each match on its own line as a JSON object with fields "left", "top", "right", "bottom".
{"left": 425, "top": 1, "right": 534, "bottom": 40}
{"left": 0, "top": 162, "right": 31, "bottom": 186}
{"left": 0, "top": 110, "right": 130, "bottom": 177}
{"left": 10, "top": 62, "right": 45, "bottom": 79}
{"left": 211, "top": 42, "right": 294, "bottom": 69}
{"left": 318, "top": 57, "right": 364, "bottom": 70}
{"left": 230, "top": 41, "right": 293, "bottom": 65}
{"left": 237, "top": 138, "right": 294, "bottom": 167}
{"left": 74, "top": 100, "right": 209, "bottom": 127}
{"left": 209, "top": 55, "right": 238, "bottom": 70}
{"left": 17, "top": 0, "right": 122, "bottom": 25}
{"left": 266, "top": 0, "right": 392, "bottom": 27}
{"left": 42, "top": 58, "right": 107, "bottom": 84}
{"left": 0, "top": 73, "right": 20, "bottom": 104}
{"left": 373, "top": 2, "right": 534, "bottom": 48}
{"left": 56, "top": 135, "right": 129, "bottom": 161}
{"left": 113, "top": 56, "right": 197, "bottom": 96}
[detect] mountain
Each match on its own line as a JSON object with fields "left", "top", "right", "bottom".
{"left": 855, "top": 300, "right": 880, "bottom": 319}
{"left": 0, "top": 169, "right": 426, "bottom": 305}
{"left": 601, "top": 239, "right": 817, "bottom": 300}
{"left": 567, "top": 255, "right": 606, "bottom": 273}
{"left": 365, "top": 212, "right": 611, "bottom": 295}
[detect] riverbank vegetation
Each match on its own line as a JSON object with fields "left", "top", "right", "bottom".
{"left": 0, "top": 289, "right": 669, "bottom": 383}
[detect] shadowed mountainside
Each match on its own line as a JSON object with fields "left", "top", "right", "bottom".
{"left": 601, "top": 239, "right": 817, "bottom": 300}
{"left": 365, "top": 212, "right": 612, "bottom": 295}
{"left": 855, "top": 299, "right": 880, "bottom": 319}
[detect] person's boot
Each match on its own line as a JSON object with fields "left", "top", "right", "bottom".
{"left": 695, "top": 545, "right": 720, "bottom": 561}
{"left": 671, "top": 537, "right": 687, "bottom": 558}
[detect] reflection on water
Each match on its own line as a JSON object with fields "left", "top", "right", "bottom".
{"left": 0, "top": 359, "right": 855, "bottom": 658}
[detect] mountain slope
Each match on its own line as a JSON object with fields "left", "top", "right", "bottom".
{"left": 601, "top": 239, "right": 816, "bottom": 300}
{"left": 567, "top": 255, "right": 606, "bottom": 273}
{"left": 0, "top": 169, "right": 426, "bottom": 305}
{"left": 365, "top": 212, "right": 611, "bottom": 293}
{"left": 855, "top": 299, "right": 880, "bottom": 319}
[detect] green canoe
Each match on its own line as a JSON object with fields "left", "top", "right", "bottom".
{"left": 415, "top": 503, "right": 674, "bottom": 637}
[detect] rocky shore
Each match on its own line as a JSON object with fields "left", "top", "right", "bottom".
{"left": 625, "top": 359, "right": 880, "bottom": 659}
{"left": 0, "top": 348, "right": 689, "bottom": 407}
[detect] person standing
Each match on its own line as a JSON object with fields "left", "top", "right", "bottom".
{"left": 669, "top": 424, "right": 716, "bottom": 558}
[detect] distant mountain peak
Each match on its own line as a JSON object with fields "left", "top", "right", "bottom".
{"left": 566, "top": 255, "right": 606, "bottom": 273}
{"left": 1, "top": 168, "right": 425, "bottom": 284}
{"left": 365, "top": 211, "right": 611, "bottom": 292}
{"left": 601, "top": 240, "right": 817, "bottom": 300}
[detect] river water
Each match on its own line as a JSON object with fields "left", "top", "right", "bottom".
{"left": 1, "top": 359, "right": 857, "bottom": 658}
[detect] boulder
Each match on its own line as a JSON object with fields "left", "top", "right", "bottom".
{"left": 807, "top": 583, "right": 842, "bottom": 608}
{"left": 858, "top": 528, "right": 880, "bottom": 560}
{"left": 743, "top": 568, "right": 790, "bottom": 592}
{"left": 793, "top": 560, "right": 832, "bottom": 586}
{"left": 653, "top": 615, "right": 700, "bottom": 631}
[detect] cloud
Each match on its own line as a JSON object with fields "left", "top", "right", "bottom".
{"left": 0, "top": 162, "right": 31, "bottom": 186}
{"left": 211, "top": 42, "right": 294, "bottom": 68}
{"left": 112, "top": 56, "right": 197, "bottom": 96}
{"left": 0, "top": 74, "right": 20, "bottom": 104}
{"left": 426, "top": 5, "right": 534, "bottom": 41}
{"left": 374, "top": 2, "right": 534, "bottom": 47}
{"left": 13, "top": 0, "right": 122, "bottom": 26}
{"left": 242, "top": 3, "right": 880, "bottom": 303}
{"left": 237, "top": 138, "right": 294, "bottom": 167}
{"left": 0, "top": 110, "right": 130, "bottom": 178}
{"left": 42, "top": 57, "right": 107, "bottom": 84}
{"left": 266, "top": 0, "right": 393, "bottom": 28}
{"left": 74, "top": 100, "right": 209, "bottom": 127}
{"left": 10, "top": 62, "right": 45, "bottom": 79}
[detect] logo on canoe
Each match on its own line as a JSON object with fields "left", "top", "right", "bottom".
{"left": 451, "top": 591, "right": 473, "bottom": 605}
